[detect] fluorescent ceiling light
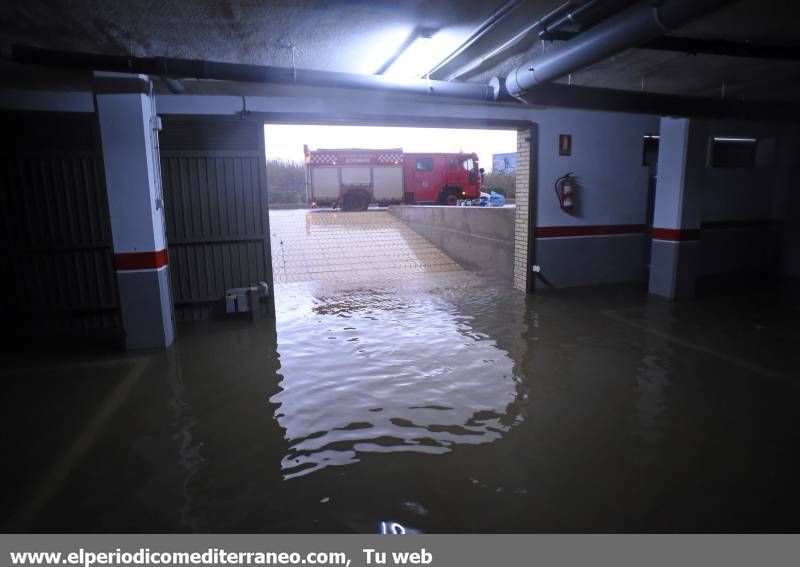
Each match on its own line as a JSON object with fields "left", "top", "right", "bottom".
{"left": 383, "top": 35, "right": 436, "bottom": 79}
{"left": 713, "top": 136, "right": 757, "bottom": 143}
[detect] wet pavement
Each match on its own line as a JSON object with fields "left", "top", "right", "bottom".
{"left": 269, "top": 209, "right": 463, "bottom": 284}
{"left": 2, "top": 209, "right": 800, "bottom": 532}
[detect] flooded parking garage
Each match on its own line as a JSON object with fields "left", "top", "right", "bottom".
{"left": 2, "top": 207, "right": 799, "bottom": 532}
{"left": 3, "top": 1, "right": 800, "bottom": 543}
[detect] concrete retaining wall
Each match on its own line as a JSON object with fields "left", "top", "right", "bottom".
{"left": 389, "top": 205, "right": 516, "bottom": 285}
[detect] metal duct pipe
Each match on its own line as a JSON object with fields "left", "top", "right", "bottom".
{"left": 424, "top": 0, "right": 524, "bottom": 78}
{"left": 501, "top": 0, "right": 732, "bottom": 98}
{"left": 446, "top": 0, "right": 577, "bottom": 81}
{"left": 1, "top": 44, "right": 497, "bottom": 102}
{"left": 537, "top": 0, "right": 606, "bottom": 40}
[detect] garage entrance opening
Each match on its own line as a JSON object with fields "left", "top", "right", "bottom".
{"left": 264, "top": 124, "right": 518, "bottom": 289}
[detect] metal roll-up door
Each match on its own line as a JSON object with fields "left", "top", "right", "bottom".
{"left": 0, "top": 111, "right": 121, "bottom": 345}
{"left": 159, "top": 116, "right": 273, "bottom": 321}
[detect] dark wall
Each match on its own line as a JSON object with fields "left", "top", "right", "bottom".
{"left": 0, "top": 111, "right": 121, "bottom": 345}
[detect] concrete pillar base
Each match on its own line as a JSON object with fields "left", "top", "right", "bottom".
{"left": 117, "top": 267, "right": 174, "bottom": 349}
{"left": 648, "top": 239, "right": 699, "bottom": 298}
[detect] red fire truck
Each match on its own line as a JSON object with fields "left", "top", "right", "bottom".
{"left": 304, "top": 146, "right": 483, "bottom": 211}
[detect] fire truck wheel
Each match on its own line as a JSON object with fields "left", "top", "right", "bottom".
{"left": 344, "top": 190, "right": 369, "bottom": 212}
{"left": 441, "top": 189, "right": 459, "bottom": 206}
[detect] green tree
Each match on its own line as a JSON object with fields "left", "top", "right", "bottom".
{"left": 266, "top": 159, "right": 306, "bottom": 204}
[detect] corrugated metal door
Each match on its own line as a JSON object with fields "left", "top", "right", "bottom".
{"left": 0, "top": 111, "right": 121, "bottom": 343}
{"left": 159, "top": 116, "right": 273, "bottom": 321}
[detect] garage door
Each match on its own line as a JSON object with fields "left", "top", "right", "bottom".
{"left": 159, "top": 116, "right": 273, "bottom": 321}
{"left": 0, "top": 111, "right": 121, "bottom": 344}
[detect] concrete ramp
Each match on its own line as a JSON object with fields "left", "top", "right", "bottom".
{"left": 269, "top": 209, "right": 464, "bottom": 284}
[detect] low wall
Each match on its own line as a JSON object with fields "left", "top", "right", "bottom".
{"left": 535, "top": 232, "right": 649, "bottom": 289}
{"left": 389, "top": 205, "right": 515, "bottom": 285}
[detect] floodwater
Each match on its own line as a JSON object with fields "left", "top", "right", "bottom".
{"left": 2, "top": 210, "right": 800, "bottom": 532}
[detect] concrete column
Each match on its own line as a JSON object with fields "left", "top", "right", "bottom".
{"left": 95, "top": 72, "right": 175, "bottom": 349}
{"left": 513, "top": 127, "right": 533, "bottom": 292}
{"left": 648, "top": 117, "right": 703, "bottom": 298}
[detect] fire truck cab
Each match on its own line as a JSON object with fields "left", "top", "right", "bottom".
{"left": 403, "top": 152, "right": 482, "bottom": 206}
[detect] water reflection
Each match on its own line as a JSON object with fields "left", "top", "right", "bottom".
{"left": 270, "top": 282, "right": 522, "bottom": 479}
{"left": 270, "top": 210, "right": 463, "bottom": 284}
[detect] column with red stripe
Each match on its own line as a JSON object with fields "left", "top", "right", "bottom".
{"left": 95, "top": 72, "right": 175, "bottom": 349}
{"left": 648, "top": 117, "right": 702, "bottom": 298}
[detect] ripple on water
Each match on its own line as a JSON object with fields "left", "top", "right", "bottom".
{"left": 270, "top": 282, "right": 523, "bottom": 479}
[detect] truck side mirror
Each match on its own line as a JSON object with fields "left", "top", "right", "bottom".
{"left": 479, "top": 168, "right": 485, "bottom": 184}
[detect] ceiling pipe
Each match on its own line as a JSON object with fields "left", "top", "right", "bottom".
{"left": 423, "top": 0, "right": 524, "bottom": 79}
{"left": 446, "top": 0, "right": 638, "bottom": 81}
{"left": 497, "top": 0, "right": 733, "bottom": 99}
{"left": 541, "top": 30, "right": 800, "bottom": 60}
{"left": 537, "top": 0, "right": 606, "bottom": 40}
{"left": 162, "top": 77, "right": 185, "bottom": 94}
{"left": 1, "top": 44, "right": 497, "bottom": 102}
{"left": 445, "top": 0, "right": 577, "bottom": 81}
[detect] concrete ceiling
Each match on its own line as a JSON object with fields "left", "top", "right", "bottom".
{"left": 0, "top": 0, "right": 502, "bottom": 74}
{"left": 2, "top": 0, "right": 800, "bottom": 102}
{"left": 464, "top": 0, "right": 800, "bottom": 102}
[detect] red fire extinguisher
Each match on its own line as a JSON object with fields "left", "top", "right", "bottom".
{"left": 555, "top": 172, "right": 575, "bottom": 213}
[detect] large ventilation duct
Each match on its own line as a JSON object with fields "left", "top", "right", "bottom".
{"left": 497, "top": 0, "right": 732, "bottom": 99}
{"left": 1, "top": 45, "right": 496, "bottom": 102}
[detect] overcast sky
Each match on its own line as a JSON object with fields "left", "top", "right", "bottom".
{"left": 264, "top": 125, "right": 516, "bottom": 169}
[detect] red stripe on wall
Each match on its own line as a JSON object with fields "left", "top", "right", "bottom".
{"left": 114, "top": 249, "right": 168, "bottom": 271}
{"left": 533, "top": 221, "right": 780, "bottom": 241}
{"left": 535, "top": 224, "right": 647, "bottom": 238}
{"left": 651, "top": 228, "right": 700, "bottom": 241}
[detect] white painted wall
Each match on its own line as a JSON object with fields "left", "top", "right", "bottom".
{"left": 535, "top": 109, "right": 659, "bottom": 228}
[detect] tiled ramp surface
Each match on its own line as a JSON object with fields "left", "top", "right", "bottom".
{"left": 269, "top": 209, "right": 465, "bottom": 284}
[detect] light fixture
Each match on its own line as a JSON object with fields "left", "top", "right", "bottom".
{"left": 712, "top": 136, "right": 757, "bottom": 143}
{"left": 383, "top": 29, "right": 437, "bottom": 79}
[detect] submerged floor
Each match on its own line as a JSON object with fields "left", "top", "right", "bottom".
{"left": 3, "top": 283, "right": 799, "bottom": 532}
{"left": 2, "top": 212, "right": 800, "bottom": 532}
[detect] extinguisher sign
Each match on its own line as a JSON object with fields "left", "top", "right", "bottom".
{"left": 559, "top": 134, "right": 572, "bottom": 156}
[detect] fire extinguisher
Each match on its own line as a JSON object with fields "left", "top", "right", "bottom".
{"left": 555, "top": 172, "right": 575, "bottom": 213}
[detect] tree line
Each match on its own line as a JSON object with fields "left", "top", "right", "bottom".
{"left": 266, "top": 159, "right": 306, "bottom": 204}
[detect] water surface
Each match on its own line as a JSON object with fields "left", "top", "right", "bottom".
{"left": 2, "top": 212, "right": 799, "bottom": 532}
